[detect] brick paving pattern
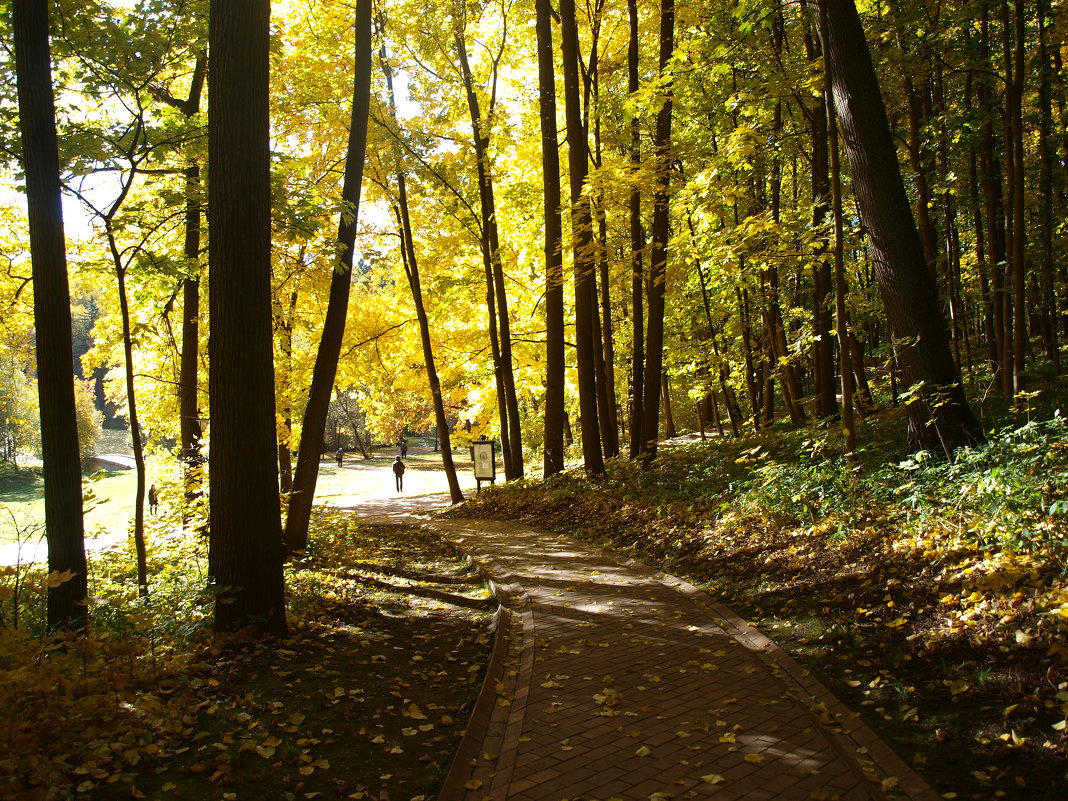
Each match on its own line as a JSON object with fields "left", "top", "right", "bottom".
{"left": 425, "top": 518, "right": 941, "bottom": 801}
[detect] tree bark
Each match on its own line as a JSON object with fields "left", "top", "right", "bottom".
{"left": 627, "top": 0, "right": 645, "bottom": 459}
{"left": 536, "top": 0, "right": 566, "bottom": 477}
{"left": 820, "top": 0, "right": 983, "bottom": 455}
{"left": 638, "top": 0, "right": 675, "bottom": 459}
{"left": 13, "top": 0, "right": 88, "bottom": 630}
{"left": 285, "top": 0, "right": 372, "bottom": 553}
{"left": 559, "top": 0, "right": 603, "bottom": 473}
{"left": 454, "top": 25, "right": 523, "bottom": 478}
{"left": 380, "top": 45, "right": 464, "bottom": 504}
{"left": 207, "top": 0, "right": 287, "bottom": 634}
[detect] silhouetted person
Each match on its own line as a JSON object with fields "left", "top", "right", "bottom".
{"left": 392, "top": 456, "right": 405, "bottom": 491}
{"left": 148, "top": 484, "right": 159, "bottom": 516}
{"left": 336, "top": 447, "right": 344, "bottom": 467}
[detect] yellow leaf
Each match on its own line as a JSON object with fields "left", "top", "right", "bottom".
{"left": 404, "top": 703, "right": 428, "bottom": 719}
{"left": 299, "top": 766, "right": 314, "bottom": 776}
{"left": 463, "top": 780, "right": 484, "bottom": 790}
{"left": 312, "top": 759, "right": 330, "bottom": 769}
{"left": 701, "top": 774, "right": 725, "bottom": 784}
{"left": 636, "top": 745, "right": 652, "bottom": 757}
{"left": 744, "top": 753, "right": 765, "bottom": 764}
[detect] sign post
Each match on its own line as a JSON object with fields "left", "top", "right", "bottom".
{"left": 472, "top": 437, "right": 496, "bottom": 491}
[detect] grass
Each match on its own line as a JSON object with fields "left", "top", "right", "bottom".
{"left": 446, "top": 396, "right": 1068, "bottom": 801}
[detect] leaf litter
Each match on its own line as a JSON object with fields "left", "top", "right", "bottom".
{"left": 0, "top": 512, "right": 494, "bottom": 801}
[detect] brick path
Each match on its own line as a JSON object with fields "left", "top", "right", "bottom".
{"left": 422, "top": 518, "right": 942, "bottom": 801}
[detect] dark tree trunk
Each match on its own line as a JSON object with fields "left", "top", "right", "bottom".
{"left": 627, "top": 0, "right": 645, "bottom": 459}
{"left": 559, "top": 0, "right": 603, "bottom": 473}
{"left": 1037, "top": 0, "right": 1061, "bottom": 373}
{"left": 638, "top": 0, "right": 675, "bottom": 459}
{"left": 110, "top": 241, "right": 148, "bottom": 596}
{"left": 380, "top": 45, "right": 464, "bottom": 504}
{"left": 454, "top": 27, "right": 523, "bottom": 478}
{"left": 13, "top": 0, "right": 87, "bottom": 630}
{"left": 285, "top": 0, "right": 372, "bottom": 553}
{"left": 207, "top": 0, "right": 287, "bottom": 634}
{"left": 393, "top": 193, "right": 464, "bottom": 503}
{"left": 536, "top": 0, "right": 566, "bottom": 477}
{"left": 820, "top": 0, "right": 983, "bottom": 455}
{"left": 977, "top": 6, "right": 1007, "bottom": 381}
{"left": 179, "top": 162, "right": 205, "bottom": 517}
{"left": 596, "top": 211, "right": 620, "bottom": 457}
{"left": 1008, "top": 0, "right": 1027, "bottom": 394}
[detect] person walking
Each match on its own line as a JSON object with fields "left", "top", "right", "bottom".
{"left": 400, "top": 437, "right": 408, "bottom": 458}
{"left": 392, "top": 456, "right": 406, "bottom": 492}
{"left": 336, "top": 447, "right": 344, "bottom": 467}
{"left": 148, "top": 484, "right": 159, "bottom": 516}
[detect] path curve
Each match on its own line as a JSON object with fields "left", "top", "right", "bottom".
{"left": 342, "top": 497, "right": 940, "bottom": 801}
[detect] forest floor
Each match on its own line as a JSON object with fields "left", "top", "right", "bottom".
{"left": 0, "top": 515, "right": 496, "bottom": 801}
{"left": 449, "top": 397, "right": 1068, "bottom": 801}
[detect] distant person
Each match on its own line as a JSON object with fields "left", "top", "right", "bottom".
{"left": 336, "top": 447, "right": 344, "bottom": 467}
{"left": 148, "top": 484, "right": 159, "bottom": 516}
{"left": 392, "top": 456, "right": 406, "bottom": 491}
{"left": 400, "top": 437, "right": 408, "bottom": 458}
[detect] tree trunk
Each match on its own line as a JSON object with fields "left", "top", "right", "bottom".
{"left": 820, "top": 0, "right": 983, "bottom": 455}
{"left": 638, "top": 0, "right": 675, "bottom": 459}
{"left": 207, "top": 0, "right": 287, "bottom": 634}
{"left": 285, "top": 0, "right": 372, "bottom": 553}
{"left": 109, "top": 240, "right": 148, "bottom": 597}
{"left": 454, "top": 26, "right": 523, "bottom": 478}
{"left": 627, "top": 0, "right": 645, "bottom": 459}
{"left": 1037, "top": 0, "right": 1060, "bottom": 373}
{"left": 536, "top": 0, "right": 566, "bottom": 477}
{"left": 380, "top": 46, "right": 464, "bottom": 504}
{"left": 660, "top": 372, "right": 676, "bottom": 439}
{"left": 13, "top": 0, "right": 88, "bottom": 630}
{"left": 393, "top": 193, "right": 464, "bottom": 503}
{"left": 559, "top": 0, "right": 603, "bottom": 473}
{"left": 1008, "top": 0, "right": 1027, "bottom": 394}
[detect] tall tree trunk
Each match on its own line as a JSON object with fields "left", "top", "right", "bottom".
{"left": 454, "top": 26, "right": 523, "bottom": 478}
{"left": 274, "top": 288, "right": 298, "bottom": 496}
{"left": 806, "top": 22, "right": 837, "bottom": 419}
{"left": 108, "top": 235, "right": 148, "bottom": 596}
{"left": 179, "top": 162, "right": 205, "bottom": 520}
{"left": 393, "top": 193, "right": 464, "bottom": 503}
{"left": 977, "top": 5, "right": 1008, "bottom": 382}
{"left": 627, "top": 0, "right": 645, "bottom": 459}
{"left": 207, "top": 0, "right": 287, "bottom": 634}
{"left": 285, "top": 0, "right": 372, "bottom": 553}
{"left": 380, "top": 45, "right": 464, "bottom": 504}
{"left": 559, "top": 0, "right": 603, "bottom": 473}
{"left": 536, "top": 0, "right": 566, "bottom": 477}
{"left": 823, "top": 16, "right": 856, "bottom": 456}
{"left": 820, "top": 0, "right": 983, "bottom": 454}
{"left": 660, "top": 372, "right": 676, "bottom": 439}
{"left": 596, "top": 209, "right": 620, "bottom": 457}
{"left": 638, "top": 0, "right": 675, "bottom": 459}
{"left": 153, "top": 54, "right": 208, "bottom": 528}
{"left": 1008, "top": 0, "right": 1027, "bottom": 394}
{"left": 13, "top": 0, "right": 87, "bottom": 630}
{"left": 1037, "top": 0, "right": 1060, "bottom": 373}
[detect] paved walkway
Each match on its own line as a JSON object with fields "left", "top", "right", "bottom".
{"left": 349, "top": 497, "right": 940, "bottom": 801}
